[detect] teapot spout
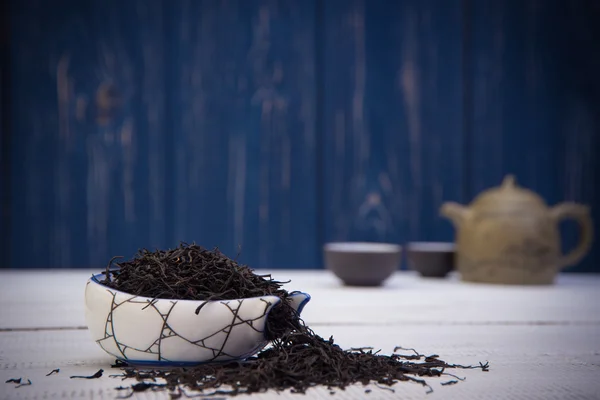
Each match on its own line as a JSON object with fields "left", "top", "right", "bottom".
{"left": 440, "top": 202, "right": 469, "bottom": 226}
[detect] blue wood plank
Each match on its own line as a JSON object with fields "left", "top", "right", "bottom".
{"left": 468, "top": 0, "right": 563, "bottom": 202}
{"left": 1, "top": 50, "right": 7, "bottom": 262}
{"left": 1, "top": 0, "right": 9, "bottom": 264}
{"left": 555, "top": 0, "right": 600, "bottom": 273}
{"left": 468, "top": 0, "right": 600, "bottom": 272}
{"left": 9, "top": 0, "right": 169, "bottom": 268}
{"left": 170, "top": 0, "right": 318, "bottom": 268}
{"left": 322, "top": 0, "right": 465, "bottom": 254}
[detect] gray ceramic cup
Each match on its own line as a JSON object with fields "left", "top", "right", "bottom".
{"left": 406, "top": 242, "right": 455, "bottom": 278}
{"left": 324, "top": 242, "right": 402, "bottom": 286}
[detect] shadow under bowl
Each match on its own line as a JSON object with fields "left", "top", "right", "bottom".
{"left": 324, "top": 242, "right": 402, "bottom": 286}
{"left": 406, "top": 242, "right": 455, "bottom": 278}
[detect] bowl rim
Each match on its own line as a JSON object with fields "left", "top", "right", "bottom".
{"left": 406, "top": 242, "right": 455, "bottom": 252}
{"left": 89, "top": 272, "right": 283, "bottom": 304}
{"left": 88, "top": 272, "right": 311, "bottom": 314}
{"left": 323, "top": 242, "right": 402, "bottom": 253}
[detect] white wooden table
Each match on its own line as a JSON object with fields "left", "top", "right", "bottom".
{"left": 1, "top": 269, "right": 599, "bottom": 400}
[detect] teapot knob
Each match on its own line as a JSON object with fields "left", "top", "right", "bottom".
{"left": 501, "top": 174, "right": 516, "bottom": 189}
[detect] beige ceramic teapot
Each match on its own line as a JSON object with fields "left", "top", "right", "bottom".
{"left": 440, "top": 175, "right": 593, "bottom": 285}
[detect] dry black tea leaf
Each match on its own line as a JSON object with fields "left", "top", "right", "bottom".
{"left": 15, "top": 379, "right": 32, "bottom": 388}
{"left": 46, "top": 369, "right": 60, "bottom": 376}
{"left": 115, "top": 382, "right": 168, "bottom": 399}
{"left": 6, "top": 378, "right": 33, "bottom": 389}
{"left": 441, "top": 380, "right": 459, "bottom": 386}
{"left": 70, "top": 369, "right": 103, "bottom": 379}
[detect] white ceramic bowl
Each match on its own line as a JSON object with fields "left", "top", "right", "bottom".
{"left": 84, "top": 273, "right": 310, "bottom": 366}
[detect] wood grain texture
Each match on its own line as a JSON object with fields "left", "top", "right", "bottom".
{"left": 2, "top": 270, "right": 600, "bottom": 399}
{"left": 4, "top": 0, "right": 598, "bottom": 271}
{"left": 9, "top": 0, "right": 168, "bottom": 267}
{"left": 556, "top": 0, "right": 600, "bottom": 273}
{"left": 170, "top": 0, "right": 317, "bottom": 268}
{"left": 1, "top": 0, "right": 9, "bottom": 266}
{"left": 322, "top": 0, "right": 464, "bottom": 250}
{"left": 467, "top": 0, "right": 599, "bottom": 272}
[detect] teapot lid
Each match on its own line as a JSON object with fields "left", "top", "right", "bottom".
{"left": 471, "top": 175, "right": 547, "bottom": 210}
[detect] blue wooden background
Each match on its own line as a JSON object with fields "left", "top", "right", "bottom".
{"left": 3, "top": 0, "right": 599, "bottom": 271}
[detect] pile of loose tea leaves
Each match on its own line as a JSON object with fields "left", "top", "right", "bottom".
{"left": 101, "top": 243, "right": 489, "bottom": 397}
{"left": 101, "top": 243, "right": 299, "bottom": 338}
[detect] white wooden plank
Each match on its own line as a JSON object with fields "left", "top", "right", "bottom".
{"left": 1, "top": 270, "right": 599, "bottom": 329}
{"left": 1, "top": 324, "right": 599, "bottom": 399}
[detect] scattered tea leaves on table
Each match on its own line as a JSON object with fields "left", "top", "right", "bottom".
{"left": 112, "top": 331, "right": 489, "bottom": 396}
{"left": 46, "top": 369, "right": 60, "bottom": 376}
{"left": 70, "top": 369, "right": 103, "bottom": 379}
{"left": 5, "top": 378, "right": 21, "bottom": 384}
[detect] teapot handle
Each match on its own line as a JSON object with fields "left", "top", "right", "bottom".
{"left": 551, "top": 202, "right": 594, "bottom": 268}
